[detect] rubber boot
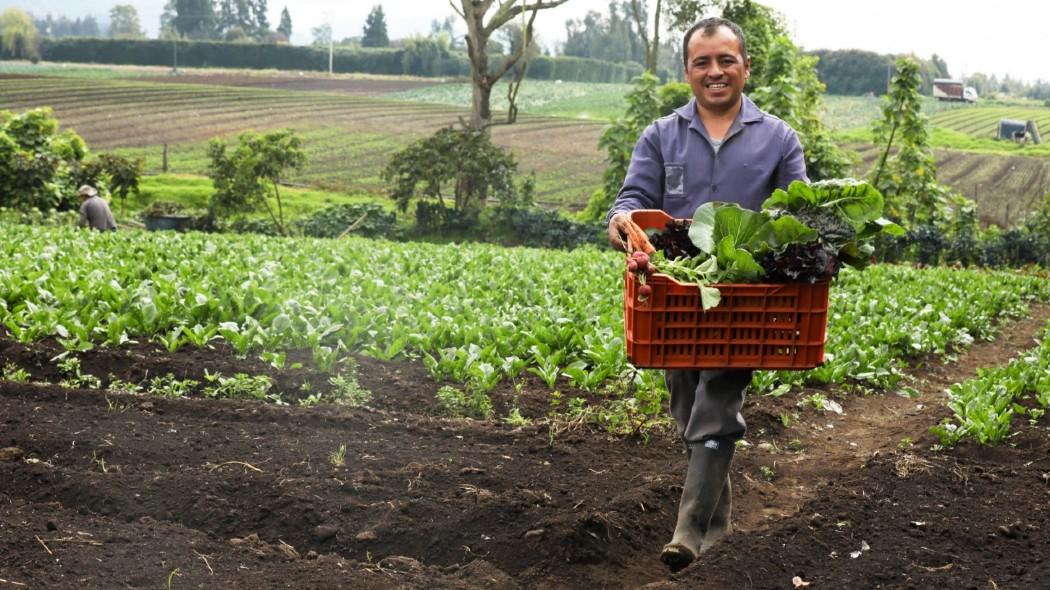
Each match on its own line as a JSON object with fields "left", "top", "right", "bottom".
{"left": 700, "top": 475, "right": 732, "bottom": 553}
{"left": 660, "top": 439, "right": 734, "bottom": 572}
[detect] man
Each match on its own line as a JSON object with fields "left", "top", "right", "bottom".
{"left": 606, "top": 18, "right": 808, "bottom": 571}
{"left": 77, "top": 185, "right": 117, "bottom": 231}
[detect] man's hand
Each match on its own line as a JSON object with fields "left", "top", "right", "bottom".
{"left": 608, "top": 212, "right": 655, "bottom": 254}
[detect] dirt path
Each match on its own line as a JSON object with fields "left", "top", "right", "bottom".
{"left": 728, "top": 303, "right": 1050, "bottom": 534}
{"left": 1, "top": 305, "right": 1048, "bottom": 588}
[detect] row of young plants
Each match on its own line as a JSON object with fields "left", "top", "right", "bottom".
{"left": 3, "top": 223, "right": 1050, "bottom": 404}
{"left": 931, "top": 322, "right": 1050, "bottom": 447}
{"left": 0, "top": 356, "right": 369, "bottom": 408}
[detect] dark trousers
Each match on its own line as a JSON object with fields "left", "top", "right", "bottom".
{"left": 666, "top": 369, "right": 751, "bottom": 444}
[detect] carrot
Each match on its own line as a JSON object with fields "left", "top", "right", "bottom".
{"left": 623, "top": 219, "right": 656, "bottom": 255}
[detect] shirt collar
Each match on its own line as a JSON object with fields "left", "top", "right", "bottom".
{"left": 674, "top": 95, "right": 764, "bottom": 137}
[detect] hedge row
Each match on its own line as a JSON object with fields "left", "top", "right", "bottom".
{"left": 39, "top": 38, "right": 645, "bottom": 83}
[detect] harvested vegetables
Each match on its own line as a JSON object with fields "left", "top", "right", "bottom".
{"left": 627, "top": 179, "right": 904, "bottom": 309}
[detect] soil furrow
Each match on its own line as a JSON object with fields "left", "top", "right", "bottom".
{"left": 2, "top": 303, "right": 1049, "bottom": 588}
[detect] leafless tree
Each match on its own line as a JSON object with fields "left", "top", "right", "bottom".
{"left": 451, "top": 0, "right": 570, "bottom": 131}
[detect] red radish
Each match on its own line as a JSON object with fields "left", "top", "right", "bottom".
{"left": 632, "top": 251, "right": 649, "bottom": 271}
{"left": 638, "top": 284, "right": 653, "bottom": 299}
{"left": 627, "top": 259, "right": 639, "bottom": 272}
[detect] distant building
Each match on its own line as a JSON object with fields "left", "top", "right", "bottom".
{"left": 933, "top": 79, "right": 978, "bottom": 103}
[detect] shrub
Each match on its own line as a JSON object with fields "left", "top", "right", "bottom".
{"left": 383, "top": 127, "right": 523, "bottom": 224}
{"left": 207, "top": 129, "right": 306, "bottom": 235}
{"left": 415, "top": 201, "right": 479, "bottom": 233}
{"left": 296, "top": 202, "right": 398, "bottom": 239}
{"left": 484, "top": 206, "right": 604, "bottom": 249}
{"left": 0, "top": 107, "right": 87, "bottom": 211}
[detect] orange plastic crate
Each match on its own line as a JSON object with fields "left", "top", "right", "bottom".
{"left": 624, "top": 210, "right": 830, "bottom": 370}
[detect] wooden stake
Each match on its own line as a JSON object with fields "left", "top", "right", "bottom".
{"left": 35, "top": 535, "right": 53, "bottom": 555}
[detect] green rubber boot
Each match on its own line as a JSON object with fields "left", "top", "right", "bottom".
{"left": 700, "top": 475, "right": 732, "bottom": 553}
{"left": 660, "top": 439, "right": 734, "bottom": 572}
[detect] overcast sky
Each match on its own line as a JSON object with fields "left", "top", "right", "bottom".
{"left": 4, "top": 0, "right": 1047, "bottom": 82}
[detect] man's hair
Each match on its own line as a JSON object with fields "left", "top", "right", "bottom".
{"left": 682, "top": 17, "right": 748, "bottom": 66}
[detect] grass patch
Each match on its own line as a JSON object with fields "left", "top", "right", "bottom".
{"left": 833, "top": 126, "right": 1050, "bottom": 157}
{"left": 386, "top": 80, "right": 632, "bottom": 121}
{"left": 820, "top": 95, "right": 971, "bottom": 133}
{"left": 123, "top": 174, "right": 390, "bottom": 221}
{"left": 0, "top": 61, "right": 163, "bottom": 79}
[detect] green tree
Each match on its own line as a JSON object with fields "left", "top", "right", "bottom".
{"left": 869, "top": 57, "right": 944, "bottom": 224}
{"left": 930, "top": 53, "right": 950, "bottom": 79}
{"left": 253, "top": 0, "right": 269, "bottom": 34}
{"left": 563, "top": 2, "right": 646, "bottom": 65}
{"left": 750, "top": 36, "right": 850, "bottom": 180}
{"left": 159, "top": 1, "right": 178, "bottom": 39}
{"left": 311, "top": 22, "right": 331, "bottom": 48}
{"left": 382, "top": 127, "right": 521, "bottom": 216}
{"left": 430, "top": 14, "right": 464, "bottom": 50}
{"left": 277, "top": 6, "right": 292, "bottom": 38}
{"left": 628, "top": 0, "right": 663, "bottom": 73}
{"left": 94, "top": 153, "right": 143, "bottom": 216}
{"left": 0, "top": 8, "right": 40, "bottom": 59}
{"left": 0, "top": 108, "right": 88, "bottom": 211}
{"left": 207, "top": 129, "right": 306, "bottom": 235}
{"left": 174, "top": 0, "right": 216, "bottom": 39}
{"left": 362, "top": 4, "right": 389, "bottom": 47}
{"left": 809, "top": 49, "right": 892, "bottom": 95}
{"left": 109, "top": 5, "right": 145, "bottom": 39}
{"left": 216, "top": 0, "right": 266, "bottom": 38}
{"left": 217, "top": 0, "right": 237, "bottom": 33}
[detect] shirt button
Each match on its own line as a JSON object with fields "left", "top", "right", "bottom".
{"left": 711, "top": 184, "right": 717, "bottom": 191}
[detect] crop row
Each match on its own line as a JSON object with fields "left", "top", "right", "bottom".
{"left": 931, "top": 322, "right": 1050, "bottom": 446}
{"left": 0, "top": 77, "right": 604, "bottom": 204}
{"left": 930, "top": 107, "right": 1050, "bottom": 139}
{"left": 2, "top": 223, "right": 1049, "bottom": 399}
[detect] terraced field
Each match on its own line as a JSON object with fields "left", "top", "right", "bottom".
{"left": 4, "top": 71, "right": 1049, "bottom": 219}
{"left": 0, "top": 75, "right": 606, "bottom": 206}
{"left": 820, "top": 94, "right": 968, "bottom": 132}
{"left": 851, "top": 143, "right": 1050, "bottom": 225}
{"left": 930, "top": 104, "right": 1050, "bottom": 139}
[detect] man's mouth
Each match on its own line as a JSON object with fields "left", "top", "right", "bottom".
{"left": 706, "top": 82, "right": 729, "bottom": 90}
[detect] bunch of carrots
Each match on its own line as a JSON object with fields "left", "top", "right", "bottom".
{"left": 621, "top": 217, "right": 656, "bottom": 301}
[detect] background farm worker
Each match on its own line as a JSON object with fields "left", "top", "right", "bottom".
{"left": 77, "top": 184, "right": 117, "bottom": 231}
{"left": 605, "top": 17, "right": 808, "bottom": 572}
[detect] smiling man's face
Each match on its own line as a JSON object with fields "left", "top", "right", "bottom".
{"left": 684, "top": 25, "right": 750, "bottom": 116}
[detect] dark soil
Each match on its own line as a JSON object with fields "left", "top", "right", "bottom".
{"left": 2, "top": 304, "right": 1049, "bottom": 589}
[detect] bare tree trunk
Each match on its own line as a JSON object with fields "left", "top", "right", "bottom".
{"left": 630, "top": 0, "right": 662, "bottom": 74}
{"left": 473, "top": 78, "right": 493, "bottom": 130}
{"left": 454, "top": 0, "right": 570, "bottom": 132}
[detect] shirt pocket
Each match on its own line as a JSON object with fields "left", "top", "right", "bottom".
{"left": 664, "top": 163, "right": 685, "bottom": 198}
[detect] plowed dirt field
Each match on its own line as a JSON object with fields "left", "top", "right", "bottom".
{"left": 2, "top": 306, "right": 1049, "bottom": 589}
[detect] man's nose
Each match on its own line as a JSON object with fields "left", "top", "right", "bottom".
{"left": 708, "top": 63, "right": 724, "bottom": 77}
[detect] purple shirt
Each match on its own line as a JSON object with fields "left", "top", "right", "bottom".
{"left": 608, "top": 95, "right": 808, "bottom": 222}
